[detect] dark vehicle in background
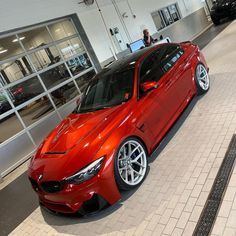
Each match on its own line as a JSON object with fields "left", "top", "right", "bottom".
{"left": 0, "top": 93, "right": 11, "bottom": 115}
{"left": 210, "top": 0, "right": 236, "bottom": 25}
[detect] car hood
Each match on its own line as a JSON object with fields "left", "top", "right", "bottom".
{"left": 29, "top": 102, "right": 133, "bottom": 179}
{"left": 44, "top": 104, "right": 131, "bottom": 153}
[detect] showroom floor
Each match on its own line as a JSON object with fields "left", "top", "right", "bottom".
{"left": 1, "top": 21, "right": 236, "bottom": 236}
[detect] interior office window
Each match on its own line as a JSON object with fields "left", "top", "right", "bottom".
{"left": 152, "top": 3, "right": 181, "bottom": 31}
{"left": 0, "top": 35, "right": 24, "bottom": 61}
{"left": 75, "top": 69, "right": 96, "bottom": 93}
{"left": 18, "top": 95, "right": 55, "bottom": 127}
{"left": 19, "top": 27, "right": 53, "bottom": 51}
{"left": 29, "top": 46, "right": 61, "bottom": 71}
{"left": 151, "top": 12, "right": 166, "bottom": 31}
{"left": 0, "top": 89, "right": 12, "bottom": 115}
{"left": 67, "top": 53, "right": 92, "bottom": 77}
{"left": 48, "top": 19, "right": 77, "bottom": 41}
{"left": 0, "top": 56, "right": 34, "bottom": 84}
{"left": 50, "top": 81, "right": 78, "bottom": 108}
{"left": 168, "top": 4, "right": 181, "bottom": 22}
{"left": 0, "top": 112, "right": 23, "bottom": 143}
{"left": 40, "top": 64, "right": 71, "bottom": 89}
{"left": 57, "top": 37, "right": 85, "bottom": 60}
{"left": 7, "top": 76, "right": 44, "bottom": 107}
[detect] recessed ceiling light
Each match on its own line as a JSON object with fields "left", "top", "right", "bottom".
{"left": 55, "top": 28, "right": 61, "bottom": 32}
{"left": 12, "top": 36, "right": 25, "bottom": 42}
{"left": 0, "top": 49, "right": 8, "bottom": 54}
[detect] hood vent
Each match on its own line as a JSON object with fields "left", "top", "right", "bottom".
{"left": 44, "top": 152, "right": 66, "bottom": 155}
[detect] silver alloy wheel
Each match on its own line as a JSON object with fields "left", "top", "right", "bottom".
{"left": 196, "top": 64, "right": 209, "bottom": 91}
{"left": 117, "top": 140, "right": 147, "bottom": 186}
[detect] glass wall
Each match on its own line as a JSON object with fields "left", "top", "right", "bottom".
{"left": 0, "top": 17, "right": 97, "bottom": 177}
{"left": 151, "top": 3, "right": 181, "bottom": 31}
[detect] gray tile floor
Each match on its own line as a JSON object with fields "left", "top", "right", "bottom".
{"left": 2, "top": 21, "right": 236, "bottom": 236}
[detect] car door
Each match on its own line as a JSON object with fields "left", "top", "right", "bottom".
{"left": 161, "top": 44, "right": 192, "bottom": 107}
{"left": 136, "top": 47, "right": 179, "bottom": 142}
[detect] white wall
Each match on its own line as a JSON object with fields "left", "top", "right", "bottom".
{"left": 0, "top": 0, "right": 205, "bottom": 63}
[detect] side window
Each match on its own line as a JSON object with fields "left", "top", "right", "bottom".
{"left": 140, "top": 49, "right": 164, "bottom": 84}
{"left": 161, "top": 45, "right": 184, "bottom": 72}
{"left": 140, "top": 54, "right": 156, "bottom": 83}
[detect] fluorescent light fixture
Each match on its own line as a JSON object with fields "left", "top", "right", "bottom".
{"left": 0, "top": 49, "right": 8, "bottom": 54}
{"left": 12, "top": 36, "right": 25, "bottom": 42}
{"left": 55, "top": 28, "right": 61, "bottom": 32}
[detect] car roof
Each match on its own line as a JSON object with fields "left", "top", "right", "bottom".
{"left": 106, "top": 47, "right": 151, "bottom": 71}
{"left": 105, "top": 43, "right": 179, "bottom": 72}
{"left": 96, "top": 43, "right": 181, "bottom": 78}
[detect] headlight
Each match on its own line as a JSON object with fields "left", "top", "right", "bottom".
{"left": 65, "top": 157, "right": 104, "bottom": 184}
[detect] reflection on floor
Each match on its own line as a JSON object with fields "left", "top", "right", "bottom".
{"left": 1, "top": 21, "right": 236, "bottom": 236}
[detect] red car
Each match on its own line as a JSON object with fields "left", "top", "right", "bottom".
{"left": 28, "top": 42, "right": 209, "bottom": 214}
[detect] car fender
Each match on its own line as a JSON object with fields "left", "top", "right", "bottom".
{"left": 94, "top": 116, "right": 152, "bottom": 205}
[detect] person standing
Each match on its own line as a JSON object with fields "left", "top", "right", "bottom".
{"left": 143, "top": 29, "right": 156, "bottom": 47}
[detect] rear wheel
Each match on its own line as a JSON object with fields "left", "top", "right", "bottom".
{"left": 114, "top": 138, "right": 148, "bottom": 190}
{"left": 195, "top": 63, "right": 210, "bottom": 95}
{"left": 211, "top": 15, "right": 220, "bottom": 25}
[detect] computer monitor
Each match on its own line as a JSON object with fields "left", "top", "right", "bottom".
{"left": 129, "top": 39, "right": 145, "bottom": 53}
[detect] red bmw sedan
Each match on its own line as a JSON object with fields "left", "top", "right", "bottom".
{"left": 28, "top": 42, "right": 209, "bottom": 214}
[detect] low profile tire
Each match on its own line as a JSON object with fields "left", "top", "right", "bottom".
{"left": 211, "top": 16, "right": 220, "bottom": 25}
{"left": 114, "top": 138, "right": 148, "bottom": 191}
{"left": 195, "top": 63, "right": 210, "bottom": 95}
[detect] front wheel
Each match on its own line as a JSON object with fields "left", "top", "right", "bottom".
{"left": 195, "top": 64, "right": 210, "bottom": 95}
{"left": 114, "top": 138, "right": 148, "bottom": 191}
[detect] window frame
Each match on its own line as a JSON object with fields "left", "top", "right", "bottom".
{"left": 151, "top": 3, "right": 182, "bottom": 31}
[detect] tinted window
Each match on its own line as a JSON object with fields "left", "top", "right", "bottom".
{"left": 140, "top": 48, "right": 165, "bottom": 84}
{"left": 161, "top": 45, "right": 184, "bottom": 72}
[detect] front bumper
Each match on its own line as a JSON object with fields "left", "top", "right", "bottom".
{"left": 29, "top": 170, "right": 121, "bottom": 214}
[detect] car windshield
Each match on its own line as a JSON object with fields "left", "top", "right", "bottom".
{"left": 75, "top": 67, "right": 135, "bottom": 113}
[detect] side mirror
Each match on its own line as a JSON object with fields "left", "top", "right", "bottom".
{"left": 141, "top": 81, "right": 159, "bottom": 93}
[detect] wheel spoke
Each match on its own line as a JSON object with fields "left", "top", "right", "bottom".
{"left": 131, "top": 167, "right": 143, "bottom": 176}
{"left": 128, "top": 143, "right": 132, "bottom": 157}
{"left": 124, "top": 168, "right": 128, "bottom": 181}
{"left": 132, "top": 161, "right": 145, "bottom": 168}
{"left": 129, "top": 145, "right": 139, "bottom": 157}
{"left": 119, "top": 166, "right": 127, "bottom": 172}
{"left": 119, "top": 156, "right": 127, "bottom": 162}
{"left": 130, "top": 169, "right": 135, "bottom": 183}
{"left": 131, "top": 151, "right": 144, "bottom": 162}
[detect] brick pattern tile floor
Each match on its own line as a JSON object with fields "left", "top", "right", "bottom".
{"left": 9, "top": 21, "right": 236, "bottom": 236}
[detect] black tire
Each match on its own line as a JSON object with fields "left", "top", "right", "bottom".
{"left": 195, "top": 63, "right": 210, "bottom": 95}
{"left": 114, "top": 137, "right": 148, "bottom": 191}
{"left": 211, "top": 15, "right": 220, "bottom": 25}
